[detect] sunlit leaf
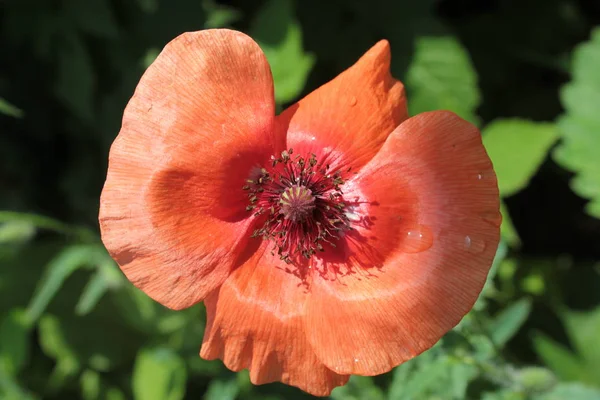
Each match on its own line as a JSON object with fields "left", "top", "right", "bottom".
{"left": 562, "top": 306, "right": 600, "bottom": 380}
{"left": 79, "top": 369, "right": 126, "bottom": 400}
{"left": 0, "top": 97, "right": 24, "bottom": 118}
{"left": 75, "top": 273, "right": 109, "bottom": 316}
{"left": 500, "top": 202, "right": 521, "bottom": 247}
{"left": 535, "top": 383, "right": 600, "bottom": 400}
{"left": 80, "top": 369, "right": 101, "bottom": 400}
{"left": 0, "top": 221, "right": 36, "bottom": 245}
{"left": 388, "top": 346, "right": 478, "bottom": 400}
{"left": 0, "top": 211, "right": 89, "bottom": 237}
{"left": 406, "top": 36, "right": 480, "bottom": 124}
{"left": 491, "top": 298, "right": 532, "bottom": 346}
{"left": 142, "top": 48, "right": 160, "bottom": 69}
{"left": 75, "top": 259, "right": 124, "bottom": 316}
{"left": 483, "top": 239, "right": 508, "bottom": 293}
{"left": 482, "top": 390, "right": 526, "bottom": 400}
{"left": 554, "top": 27, "right": 600, "bottom": 218}
{"left": 250, "top": 0, "right": 315, "bottom": 104}
{"left": 515, "top": 366, "right": 556, "bottom": 393}
{"left": 132, "top": 348, "right": 187, "bottom": 400}
{"left": 38, "top": 315, "right": 81, "bottom": 390}
{"left": 204, "top": 378, "right": 239, "bottom": 400}
{"left": 203, "top": 0, "right": 241, "bottom": 28}
{"left": 331, "top": 376, "right": 385, "bottom": 400}
{"left": 483, "top": 119, "right": 558, "bottom": 197}
{"left": 532, "top": 332, "right": 589, "bottom": 383}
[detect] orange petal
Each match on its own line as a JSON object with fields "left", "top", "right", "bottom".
{"left": 305, "top": 111, "right": 501, "bottom": 375}
{"left": 201, "top": 241, "right": 349, "bottom": 396}
{"left": 276, "top": 40, "right": 408, "bottom": 171}
{"left": 99, "top": 30, "right": 282, "bottom": 310}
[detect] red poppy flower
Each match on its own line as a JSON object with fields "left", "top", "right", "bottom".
{"left": 99, "top": 29, "right": 500, "bottom": 396}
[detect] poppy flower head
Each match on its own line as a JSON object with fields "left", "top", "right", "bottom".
{"left": 99, "top": 29, "right": 501, "bottom": 397}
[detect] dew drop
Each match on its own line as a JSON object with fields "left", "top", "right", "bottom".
{"left": 353, "top": 358, "right": 359, "bottom": 363}
{"left": 463, "top": 235, "right": 486, "bottom": 253}
{"left": 401, "top": 225, "right": 433, "bottom": 253}
{"left": 480, "top": 211, "right": 502, "bottom": 227}
{"left": 349, "top": 97, "right": 357, "bottom": 106}
{"left": 477, "top": 173, "right": 484, "bottom": 180}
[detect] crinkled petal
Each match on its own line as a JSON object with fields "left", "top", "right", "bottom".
{"left": 305, "top": 111, "right": 501, "bottom": 375}
{"left": 277, "top": 40, "right": 408, "bottom": 171}
{"left": 99, "top": 30, "right": 282, "bottom": 310}
{"left": 201, "top": 241, "right": 349, "bottom": 396}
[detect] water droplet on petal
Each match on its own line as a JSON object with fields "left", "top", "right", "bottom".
{"left": 353, "top": 358, "right": 359, "bottom": 363}
{"left": 402, "top": 225, "right": 433, "bottom": 253}
{"left": 463, "top": 235, "right": 486, "bottom": 253}
{"left": 350, "top": 97, "right": 357, "bottom": 106}
{"left": 480, "top": 211, "right": 502, "bottom": 227}
{"left": 477, "top": 173, "right": 484, "bottom": 180}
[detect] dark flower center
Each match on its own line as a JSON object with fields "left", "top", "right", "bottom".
{"left": 244, "top": 149, "right": 351, "bottom": 263}
{"left": 279, "top": 185, "right": 316, "bottom": 221}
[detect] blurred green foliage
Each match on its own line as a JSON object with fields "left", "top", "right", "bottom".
{"left": 1, "top": 0, "right": 600, "bottom": 399}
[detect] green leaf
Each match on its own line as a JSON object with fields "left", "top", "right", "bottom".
{"left": 482, "top": 390, "right": 526, "bottom": 400}
{"left": 500, "top": 202, "right": 521, "bottom": 247}
{"left": 532, "top": 332, "right": 588, "bottom": 382}
{"left": 75, "top": 258, "right": 123, "bottom": 316}
{"left": 38, "top": 315, "right": 81, "bottom": 389}
{"left": 112, "top": 285, "right": 159, "bottom": 332}
{"left": 75, "top": 272, "right": 110, "bottom": 316}
{"left": 41, "top": 300, "right": 143, "bottom": 374}
{"left": 0, "top": 309, "right": 31, "bottom": 375}
{"left": 203, "top": 0, "right": 241, "bottom": 28}
{"left": 331, "top": 376, "right": 385, "bottom": 400}
{"left": 0, "top": 211, "right": 93, "bottom": 238}
{"left": 0, "top": 242, "right": 66, "bottom": 315}
{"left": 26, "top": 244, "right": 107, "bottom": 323}
{"left": 554, "top": 27, "right": 600, "bottom": 218}
{"left": 0, "top": 97, "right": 24, "bottom": 118}
{"left": 406, "top": 36, "right": 480, "bottom": 124}
{"left": 535, "top": 383, "right": 600, "bottom": 400}
{"left": 388, "top": 346, "right": 478, "bottom": 400}
{"left": 516, "top": 366, "right": 556, "bottom": 393}
{"left": 250, "top": 0, "right": 315, "bottom": 104}
{"left": 204, "top": 378, "right": 239, "bottom": 400}
{"left": 0, "top": 367, "right": 39, "bottom": 400}
{"left": 562, "top": 306, "right": 600, "bottom": 376}
{"left": 483, "top": 119, "right": 558, "bottom": 197}
{"left": 142, "top": 48, "right": 160, "bottom": 69}
{"left": 132, "top": 348, "right": 187, "bottom": 400}
{"left": 491, "top": 298, "right": 532, "bottom": 346}
{"left": 80, "top": 369, "right": 101, "bottom": 400}
{"left": 0, "top": 220, "right": 36, "bottom": 244}
{"left": 79, "top": 369, "right": 126, "bottom": 400}
{"left": 483, "top": 239, "right": 508, "bottom": 293}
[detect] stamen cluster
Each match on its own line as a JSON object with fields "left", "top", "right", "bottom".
{"left": 244, "top": 149, "right": 351, "bottom": 263}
